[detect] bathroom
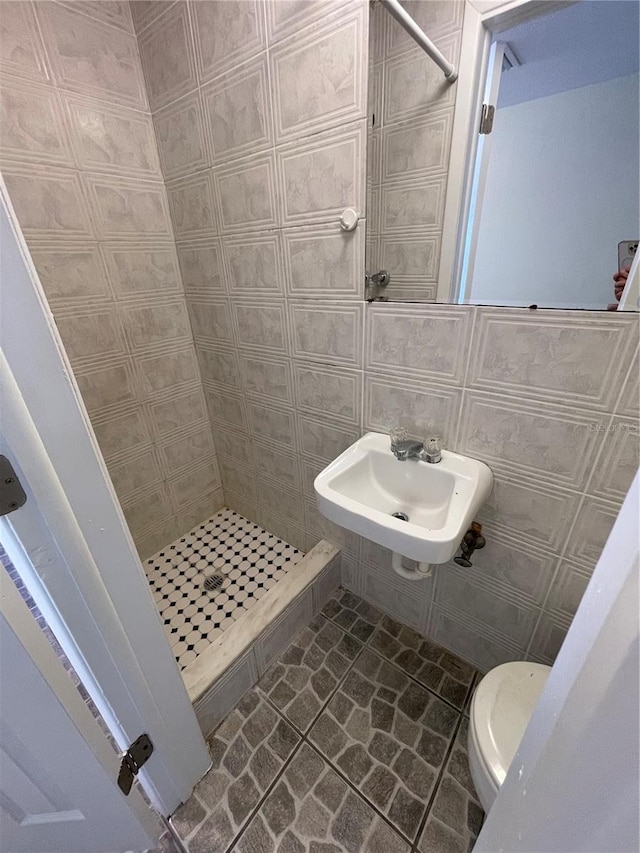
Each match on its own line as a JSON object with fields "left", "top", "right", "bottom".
{"left": 0, "top": 0, "right": 638, "bottom": 851}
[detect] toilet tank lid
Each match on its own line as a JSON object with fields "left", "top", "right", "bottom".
{"left": 471, "top": 661, "right": 551, "bottom": 787}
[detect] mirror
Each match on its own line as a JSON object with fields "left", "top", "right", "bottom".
{"left": 366, "top": 0, "right": 640, "bottom": 310}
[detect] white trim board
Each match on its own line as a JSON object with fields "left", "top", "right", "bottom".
{"left": 0, "top": 179, "right": 210, "bottom": 815}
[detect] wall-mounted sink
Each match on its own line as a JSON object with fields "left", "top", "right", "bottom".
{"left": 314, "top": 432, "right": 493, "bottom": 564}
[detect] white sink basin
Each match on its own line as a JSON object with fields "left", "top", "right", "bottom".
{"left": 314, "top": 432, "right": 493, "bottom": 564}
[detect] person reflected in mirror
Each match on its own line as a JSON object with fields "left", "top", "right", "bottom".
{"left": 607, "top": 267, "right": 629, "bottom": 310}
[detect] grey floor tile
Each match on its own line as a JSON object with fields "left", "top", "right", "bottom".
{"left": 417, "top": 718, "right": 484, "bottom": 853}
{"left": 186, "top": 689, "right": 300, "bottom": 852}
{"left": 308, "top": 647, "right": 460, "bottom": 843}
{"left": 368, "top": 616, "right": 477, "bottom": 709}
{"left": 257, "top": 614, "right": 362, "bottom": 733}
{"left": 322, "top": 588, "right": 385, "bottom": 643}
{"left": 229, "top": 742, "right": 410, "bottom": 853}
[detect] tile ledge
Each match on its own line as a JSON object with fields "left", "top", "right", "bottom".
{"left": 182, "top": 540, "right": 339, "bottom": 703}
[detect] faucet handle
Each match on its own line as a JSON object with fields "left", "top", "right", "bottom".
{"left": 390, "top": 426, "right": 407, "bottom": 448}
{"left": 424, "top": 436, "right": 442, "bottom": 464}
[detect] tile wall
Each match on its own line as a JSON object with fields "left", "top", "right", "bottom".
{"left": 135, "top": 0, "right": 369, "bottom": 551}
{"left": 367, "top": 0, "right": 464, "bottom": 301}
{"left": 2, "top": 1, "right": 638, "bottom": 673}
{"left": 0, "top": 0, "right": 224, "bottom": 558}
{"left": 134, "top": 0, "right": 638, "bottom": 672}
{"left": 346, "top": 304, "right": 639, "bottom": 671}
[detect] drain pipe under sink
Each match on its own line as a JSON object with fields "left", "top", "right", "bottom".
{"left": 391, "top": 551, "right": 432, "bottom": 580}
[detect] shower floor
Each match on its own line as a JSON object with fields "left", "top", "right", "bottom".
{"left": 145, "top": 509, "right": 304, "bottom": 671}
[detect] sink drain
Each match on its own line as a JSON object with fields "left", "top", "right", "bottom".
{"left": 203, "top": 571, "right": 225, "bottom": 592}
{"left": 391, "top": 511, "right": 409, "bottom": 522}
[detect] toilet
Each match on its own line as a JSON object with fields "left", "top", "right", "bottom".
{"left": 468, "top": 661, "right": 551, "bottom": 811}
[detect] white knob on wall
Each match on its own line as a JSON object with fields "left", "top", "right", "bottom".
{"left": 339, "top": 208, "right": 359, "bottom": 232}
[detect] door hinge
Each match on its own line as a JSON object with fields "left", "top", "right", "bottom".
{"left": 117, "top": 733, "right": 154, "bottom": 795}
{"left": 0, "top": 456, "right": 27, "bottom": 517}
{"left": 479, "top": 103, "right": 495, "bottom": 134}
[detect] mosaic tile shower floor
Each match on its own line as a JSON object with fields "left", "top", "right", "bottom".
{"left": 170, "top": 588, "right": 485, "bottom": 853}
{"left": 145, "top": 509, "right": 304, "bottom": 671}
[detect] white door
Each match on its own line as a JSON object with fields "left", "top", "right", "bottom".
{"left": 0, "top": 562, "right": 160, "bottom": 853}
{"left": 0, "top": 178, "right": 210, "bottom": 817}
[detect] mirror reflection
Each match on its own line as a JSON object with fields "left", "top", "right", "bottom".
{"left": 366, "top": 0, "right": 640, "bottom": 310}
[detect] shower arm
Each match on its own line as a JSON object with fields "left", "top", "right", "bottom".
{"left": 379, "top": 0, "right": 458, "bottom": 83}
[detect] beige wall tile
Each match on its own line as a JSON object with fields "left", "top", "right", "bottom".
{"left": 0, "top": 79, "right": 74, "bottom": 166}
{"left": 381, "top": 110, "right": 453, "bottom": 180}
{"left": 196, "top": 344, "right": 241, "bottom": 390}
{"left": 364, "top": 375, "right": 463, "bottom": 442}
{"left": 277, "top": 123, "right": 365, "bottom": 226}
{"left": 55, "top": 307, "right": 127, "bottom": 364}
{"left": 283, "top": 224, "right": 363, "bottom": 299}
{"left": 212, "top": 152, "right": 278, "bottom": 233}
{"left": 136, "top": 346, "right": 200, "bottom": 397}
{"left": 468, "top": 310, "right": 638, "bottom": 411}
{"left": 0, "top": 2, "right": 52, "bottom": 83}
{"left": 110, "top": 449, "right": 162, "bottom": 499}
{"left": 122, "top": 299, "right": 191, "bottom": 350}
{"left": 239, "top": 354, "right": 293, "bottom": 405}
{"left": 289, "top": 302, "right": 363, "bottom": 366}
{"left": 233, "top": 300, "right": 289, "bottom": 354}
{"left": 587, "top": 416, "right": 639, "bottom": 502}
{"left": 246, "top": 400, "right": 297, "bottom": 451}
{"left": 154, "top": 90, "right": 208, "bottom": 179}
{"left": 365, "top": 304, "right": 472, "bottom": 384}
{"left": 458, "top": 391, "right": 604, "bottom": 490}
{"left": 191, "top": 0, "right": 266, "bottom": 83}
{"left": 75, "top": 359, "right": 138, "bottom": 413}
{"left": 65, "top": 95, "right": 160, "bottom": 178}
{"left": 160, "top": 425, "right": 215, "bottom": 473}
{"left": 201, "top": 54, "right": 272, "bottom": 162}
{"left": 166, "top": 171, "right": 217, "bottom": 238}
{"left": 386, "top": 0, "right": 463, "bottom": 54}
{"left": 476, "top": 475, "right": 581, "bottom": 554}
{"left": 187, "top": 298, "right": 234, "bottom": 344}
{"left": 177, "top": 240, "right": 226, "bottom": 294}
{"left": 85, "top": 174, "right": 172, "bottom": 239}
{"left": 103, "top": 245, "right": 181, "bottom": 297}
{"left": 383, "top": 34, "right": 459, "bottom": 124}
{"left": 270, "top": 7, "right": 366, "bottom": 142}
{"left": 137, "top": 1, "right": 196, "bottom": 109}
{"left": 93, "top": 409, "right": 152, "bottom": 459}
{"left": 251, "top": 440, "right": 300, "bottom": 487}
{"left": 563, "top": 496, "right": 622, "bottom": 570}
{"left": 37, "top": 2, "right": 147, "bottom": 108}
{"left": 221, "top": 232, "right": 284, "bottom": 296}
{"left": 30, "top": 244, "right": 112, "bottom": 302}
{"left": 4, "top": 166, "right": 95, "bottom": 239}
{"left": 149, "top": 388, "right": 207, "bottom": 438}
{"left": 294, "top": 363, "right": 361, "bottom": 425}
{"left": 296, "top": 413, "right": 359, "bottom": 461}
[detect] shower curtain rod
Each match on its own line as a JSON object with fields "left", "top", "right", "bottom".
{"left": 379, "top": 0, "right": 458, "bottom": 82}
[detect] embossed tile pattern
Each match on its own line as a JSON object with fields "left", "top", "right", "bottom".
{"left": 257, "top": 614, "right": 362, "bottom": 733}
{"left": 309, "top": 646, "right": 459, "bottom": 841}
{"left": 173, "top": 588, "right": 483, "bottom": 853}
{"left": 145, "top": 509, "right": 303, "bottom": 670}
{"left": 369, "top": 616, "right": 477, "bottom": 709}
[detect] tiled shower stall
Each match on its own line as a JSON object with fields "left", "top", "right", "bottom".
{"left": 1, "top": 0, "right": 638, "bottom": 688}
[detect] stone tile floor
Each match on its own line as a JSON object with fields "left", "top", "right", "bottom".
{"left": 170, "top": 589, "right": 485, "bottom": 853}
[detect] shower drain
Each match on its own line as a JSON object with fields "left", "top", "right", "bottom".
{"left": 391, "top": 511, "right": 409, "bottom": 522}
{"left": 202, "top": 572, "right": 225, "bottom": 592}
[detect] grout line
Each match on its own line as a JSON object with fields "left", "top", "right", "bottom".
{"left": 302, "top": 735, "right": 418, "bottom": 847}
{"left": 412, "top": 712, "right": 466, "bottom": 851}
{"left": 202, "top": 589, "right": 472, "bottom": 852}
{"left": 321, "top": 595, "right": 477, "bottom": 717}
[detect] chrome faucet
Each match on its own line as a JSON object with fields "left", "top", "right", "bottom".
{"left": 390, "top": 429, "right": 442, "bottom": 463}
